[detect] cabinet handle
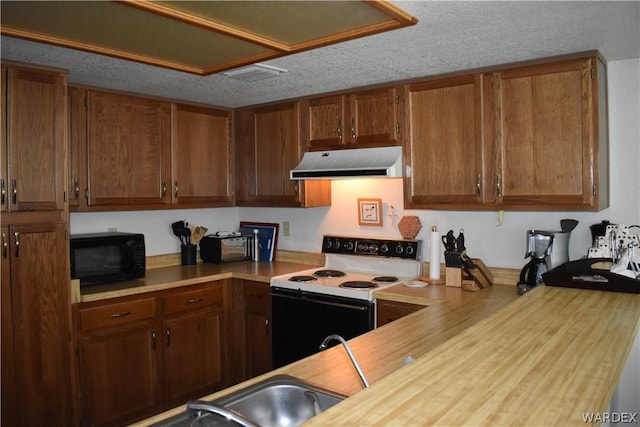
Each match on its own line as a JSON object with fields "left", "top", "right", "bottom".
{"left": 1, "top": 179, "right": 5, "bottom": 206}
{"left": 2, "top": 232, "right": 7, "bottom": 259}
{"left": 151, "top": 330, "right": 157, "bottom": 350}
{"left": 476, "top": 174, "right": 482, "bottom": 197}
{"left": 110, "top": 311, "right": 131, "bottom": 319}
{"left": 165, "top": 328, "right": 171, "bottom": 346}
{"left": 337, "top": 120, "right": 342, "bottom": 139}
{"left": 174, "top": 181, "right": 179, "bottom": 199}
{"left": 187, "top": 298, "right": 203, "bottom": 304}
{"left": 265, "top": 319, "right": 269, "bottom": 335}
{"left": 496, "top": 173, "right": 503, "bottom": 201}
{"left": 161, "top": 180, "right": 167, "bottom": 197}
{"left": 351, "top": 118, "right": 356, "bottom": 140}
{"left": 73, "top": 179, "right": 79, "bottom": 200}
{"left": 13, "top": 232, "right": 19, "bottom": 258}
{"left": 11, "top": 179, "right": 17, "bottom": 205}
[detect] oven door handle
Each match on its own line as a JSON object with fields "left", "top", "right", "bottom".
{"left": 271, "top": 292, "right": 368, "bottom": 311}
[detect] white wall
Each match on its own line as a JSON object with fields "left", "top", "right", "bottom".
{"left": 70, "top": 58, "right": 640, "bottom": 270}
{"left": 70, "top": 207, "right": 241, "bottom": 255}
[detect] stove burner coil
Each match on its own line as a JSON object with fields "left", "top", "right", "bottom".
{"left": 372, "top": 276, "right": 399, "bottom": 283}
{"left": 339, "top": 281, "right": 378, "bottom": 289}
{"left": 289, "top": 275, "right": 318, "bottom": 282}
{"left": 314, "top": 269, "right": 346, "bottom": 278}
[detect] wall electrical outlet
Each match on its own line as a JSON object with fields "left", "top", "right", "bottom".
{"left": 282, "top": 221, "right": 290, "bottom": 237}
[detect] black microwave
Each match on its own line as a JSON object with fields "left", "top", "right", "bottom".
{"left": 70, "top": 232, "right": 145, "bottom": 287}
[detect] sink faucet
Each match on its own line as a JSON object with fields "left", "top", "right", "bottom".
{"left": 319, "top": 334, "right": 369, "bottom": 388}
{"left": 187, "top": 400, "right": 260, "bottom": 427}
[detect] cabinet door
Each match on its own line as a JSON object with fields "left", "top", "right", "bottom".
{"left": 78, "top": 323, "right": 161, "bottom": 426}
{"left": 405, "top": 75, "right": 485, "bottom": 209}
{"left": 68, "top": 86, "right": 87, "bottom": 209}
{"left": 350, "top": 87, "right": 399, "bottom": 146}
{"left": 3, "top": 222, "right": 73, "bottom": 426}
{"left": 1, "top": 67, "right": 6, "bottom": 212}
{"left": 0, "top": 228, "right": 17, "bottom": 427}
{"left": 254, "top": 102, "right": 301, "bottom": 205}
{"left": 6, "top": 67, "right": 67, "bottom": 212}
{"left": 172, "top": 104, "right": 233, "bottom": 206}
{"left": 305, "top": 95, "right": 347, "bottom": 149}
{"left": 87, "top": 90, "right": 170, "bottom": 207}
{"left": 163, "top": 309, "right": 224, "bottom": 405}
{"left": 244, "top": 282, "right": 272, "bottom": 378}
{"left": 234, "top": 102, "right": 331, "bottom": 207}
{"left": 489, "top": 57, "right": 601, "bottom": 209}
{"left": 236, "top": 102, "right": 329, "bottom": 207}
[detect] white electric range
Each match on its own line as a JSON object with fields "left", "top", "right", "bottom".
{"left": 270, "top": 251, "right": 422, "bottom": 301}
{"left": 270, "top": 235, "right": 422, "bottom": 368}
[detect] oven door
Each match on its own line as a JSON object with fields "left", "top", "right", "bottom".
{"left": 271, "top": 287, "right": 374, "bottom": 369}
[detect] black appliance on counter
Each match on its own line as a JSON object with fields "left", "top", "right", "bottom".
{"left": 70, "top": 232, "right": 145, "bottom": 286}
{"left": 270, "top": 235, "right": 422, "bottom": 368}
{"left": 199, "top": 233, "right": 253, "bottom": 264}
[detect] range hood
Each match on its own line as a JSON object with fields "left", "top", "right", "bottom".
{"left": 290, "top": 146, "right": 403, "bottom": 180}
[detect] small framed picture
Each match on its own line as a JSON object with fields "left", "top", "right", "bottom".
{"left": 357, "top": 198, "right": 383, "bottom": 226}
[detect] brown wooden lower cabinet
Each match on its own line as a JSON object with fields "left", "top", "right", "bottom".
{"left": 77, "top": 319, "right": 162, "bottom": 426}
{"left": 162, "top": 286, "right": 225, "bottom": 406}
{"left": 376, "top": 299, "right": 425, "bottom": 327}
{"left": 243, "top": 281, "right": 272, "bottom": 379}
{"left": 1, "top": 221, "right": 74, "bottom": 427}
{"left": 74, "top": 283, "right": 225, "bottom": 426}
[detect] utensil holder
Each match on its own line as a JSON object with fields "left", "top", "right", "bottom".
{"left": 181, "top": 244, "right": 197, "bottom": 265}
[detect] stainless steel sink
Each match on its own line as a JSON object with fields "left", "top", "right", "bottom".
{"left": 153, "top": 375, "right": 347, "bottom": 427}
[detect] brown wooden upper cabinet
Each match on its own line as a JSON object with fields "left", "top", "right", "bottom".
{"left": 70, "top": 87, "right": 234, "bottom": 210}
{"left": 171, "top": 103, "right": 233, "bottom": 207}
{"left": 303, "top": 86, "right": 401, "bottom": 150}
{"left": 86, "top": 90, "right": 171, "bottom": 208}
{"left": 487, "top": 55, "right": 608, "bottom": 210}
{"left": 2, "top": 65, "right": 67, "bottom": 212}
{"left": 235, "top": 101, "right": 330, "bottom": 207}
{"left": 404, "top": 74, "right": 485, "bottom": 209}
{"left": 405, "top": 52, "right": 608, "bottom": 211}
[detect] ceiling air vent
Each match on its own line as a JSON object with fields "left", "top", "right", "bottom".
{"left": 223, "top": 63, "right": 287, "bottom": 82}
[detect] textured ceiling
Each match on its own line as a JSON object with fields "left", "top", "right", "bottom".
{"left": 2, "top": 1, "right": 639, "bottom": 108}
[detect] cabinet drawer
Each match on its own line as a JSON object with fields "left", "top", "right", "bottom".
{"left": 78, "top": 297, "right": 157, "bottom": 333}
{"left": 163, "top": 285, "right": 222, "bottom": 315}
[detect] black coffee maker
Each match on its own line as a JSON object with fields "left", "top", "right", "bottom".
{"left": 517, "top": 219, "right": 579, "bottom": 295}
{"left": 517, "top": 231, "right": 554, "bottom": 295}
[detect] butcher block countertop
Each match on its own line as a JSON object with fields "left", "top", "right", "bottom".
{"left": 75, "top": 260, "right": 316, "bottom": 302}
{"left": 137, "top": 282, "right": 640, "bottom": 427}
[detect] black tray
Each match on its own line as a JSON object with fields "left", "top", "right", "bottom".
{"left": 542, "top": 258, "right": 640, "bottom": 294}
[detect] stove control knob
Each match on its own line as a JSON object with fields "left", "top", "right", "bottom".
{"left": 344, "top": 240, "right": 354, "bottom": 251}
{"left": 369, "top": 244, "right": 379, "bottom": 253}
{"left": 357, "top": 243, "right": 368, "bottom": 252}
{"left": 395, "top": 245, "right": 404, "bottom": 254}
{"left": 324, "top": 239, "right": 332, "bottom": 249}
{"left": 334, "top": 239, "right": 341, "bottom": 250}
{"left": 406, "top": 245, "right": 415, "bottom": 255}
{"left": 380, "top": 244, "right": 389, "bottom": 253}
